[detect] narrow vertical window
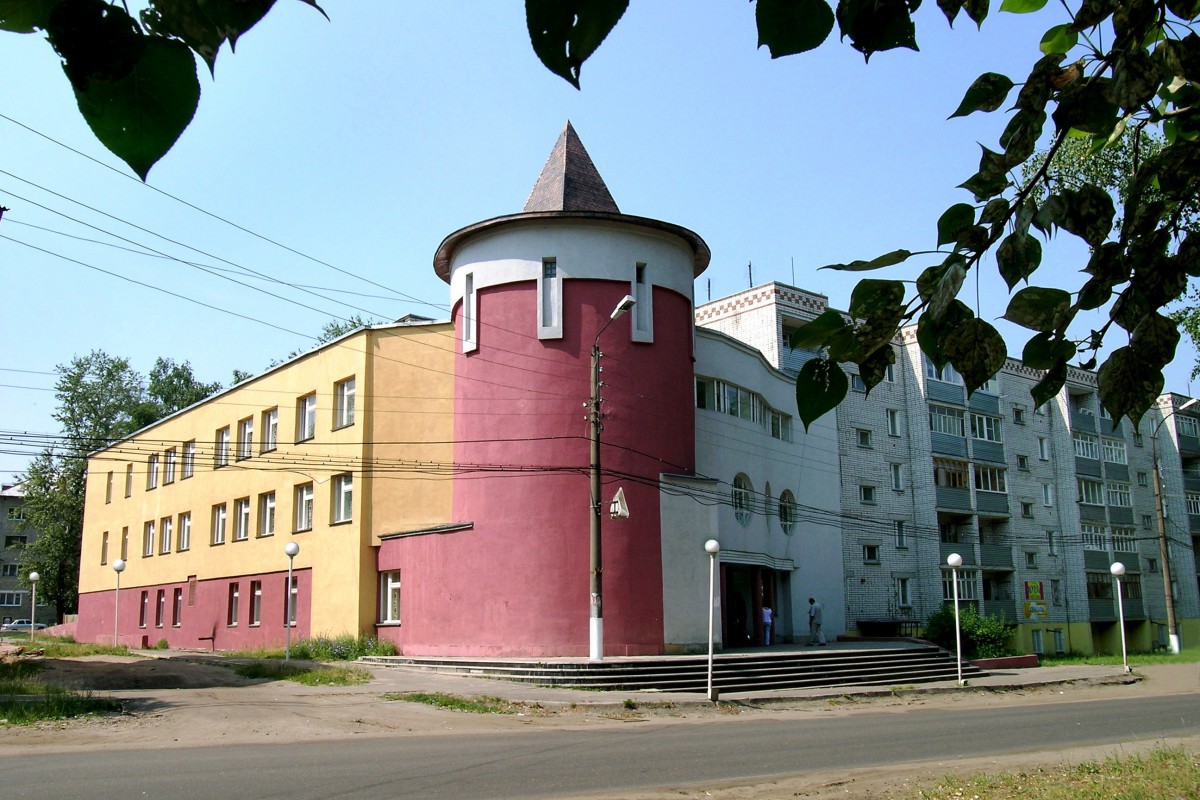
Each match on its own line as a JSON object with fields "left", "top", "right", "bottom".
{"left": 297, "top": 394, "right": 317, "bottom": 442}
{"left": 125, "top": 464, "right": 133, "bottom": 497}
{"left": 261, "top": 408, "right": 278, "bottom": 452}
{"left": 234, "top": 498, "right": 250, "bottom": 541}
{"left": 164, "top": 448, "right": 176, "bottom": 483}
{"left": 155, "top": 589, "right": 165, "bottom": 627}
{"left": 538, "top": 258, "right": 563, "bottom": 339}
{"left": 286, "top": 575, "right": 299, "bottom": 626}
{"left": 332, "top": 474, "right": 353, "bottom": 523}
{"left": 143, "top": 521, "right": 155, "bottom": 557}
{"left": 172, "top": 588, "right": 183, "bottom": 626}
{"left": 121, "top": 527, "right": 129, "bottom": 560}
{"left": 335, "top": 377, "right": 356, "bottom": 428}
{"left": 259, "top": 492, "right": 276, "bottom": 537}
{"left": 380, "top": 571, "right": 401, "bottom": 623}
{"left": 632, "top": 262, "right": 652, "bottom": 341}
{"left": 139, "top": 591, "right": 148, "bottom": 627}
{"left": 183, "top": 441, "right": 195, "bottom": 478}
{"left": 295, "top": 483, "right": 314, "bottom": 531}
{"left": 463, "top": 271, "right": 477, "bottom": 351}
{"left": 250, "top": 580, "right": 262, "bottom": 626}
{"left": 212, "top": 504, "right": 227, "bottom": 545}
{"left": 178, "top": 513, "right": 191, "bottom": 551}
{"left": 215, "top": 426, "right": 230, "bottom": 467}
{"left": 227, "top": 583, "right": 239, "bottom": 626}
{"left": 101, "top": 531, "right": 109, "bottom": 565}
{"left": 160, "top": 516, "right": 172, "bottom": 554}
{"left": 237, "top": 417, "right": 254, "bottom": 460}
{"left": 147, "top": 454, "right": 159, "bottom": 489}
{"left": 105, "top": 471, "right": 113, "bottom": 503}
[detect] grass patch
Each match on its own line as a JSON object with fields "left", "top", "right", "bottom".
{"left": 383, "top": 692, "right": 525, "bottom": 714}
{"left": 229, "top": 661, "right": 371, "bottom": 686}
{"left": 227, "top": 635, "right": 397, "bottom": 662}
{"left": 0, "top": 662, "right": 122, "bottom": 726}
{"left": 1040, "top": 645, "right": 1200, "bottom": 669}
{"left": 905, "top": 747, "right": 1199, "bottom": 799}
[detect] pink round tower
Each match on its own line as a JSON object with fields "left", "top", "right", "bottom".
{"left": 386, "top": 123, "right": 708, "bottom": 657}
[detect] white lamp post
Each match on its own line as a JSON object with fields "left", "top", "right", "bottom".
{"left": 1150, "top": 396, "right": 1198, "bottom": 654}
{"left": 28, "top": 571, "right": 39, "bottom": 642}
{"left": 1111, "top": 562, "right": 1130, "bottom": 673}
{"left": 112, "top": 559, "right": 126, "bottom": 648}
{"left": 947, "top": 553, "right": 964, "bottom": 686}
{"left": 284, "top": 541, "right": 299, "bottom": 661}
{"left": 704, "top": 539, "right": 720, "bottom": 702}
{"left": 587, "top": 294, "right": 636, "bottom": 662}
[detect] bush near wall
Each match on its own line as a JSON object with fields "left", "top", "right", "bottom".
{"left": 924, "top": 604, "right": 1017, "bottom": 659}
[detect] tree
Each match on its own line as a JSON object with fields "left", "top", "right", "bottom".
{"left": 271, "top": 314, "right": 381, "bottom": 367}
{"left": 15, "top": 351, "right": 220, "bottom": 617}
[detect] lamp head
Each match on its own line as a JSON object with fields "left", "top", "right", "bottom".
{"left": 284, "top": 542, "right": 300, "bottom": 558}
{"left": 947, "top": 553, "right": 963, "bottom": 569}
{"left": 610, "top": 295, "right": 636, "bottom": 320}
{"left": 1110, "top": 561, "right": 1126, "bottom": 577}
{"left": 112, "top": 559, "right": 126, "bottom": 573}
{"left": 29, "top": 571, "right": 39, "bottom": 583}
{"left": 704, "top": 539, "right": 720, "bottom": 555}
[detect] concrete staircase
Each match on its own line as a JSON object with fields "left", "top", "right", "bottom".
{"left": 362, "top": 643, "right": 986, "bottom": 693}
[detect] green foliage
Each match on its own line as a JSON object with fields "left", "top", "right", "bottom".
{"left": 384, "top": 691, "right": 521, "bottom": 714}
{"left": 265, "top": 634, "right": 397, "bottom": 662}
{"left": 925, "top": 604, "right": 1017, "bottom": 659}
{"left": 230, "top": 661, "right": 371, "bottom": 686}
{"left": 0, "top": 662, "right": 121, "bottom": 725}
{"left": 272, "top": 314, "right": 382, "bottom": 367}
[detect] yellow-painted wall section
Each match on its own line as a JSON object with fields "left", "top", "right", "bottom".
{"left": 79, "top": 323, "right": 455, "bottom": 640}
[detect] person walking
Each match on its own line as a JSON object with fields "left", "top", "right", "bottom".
{"left": 807, "top": 597, "right": 825, "bottom": 645}
{"left": 762, "top": 605, "right": 773, "bottom": 646}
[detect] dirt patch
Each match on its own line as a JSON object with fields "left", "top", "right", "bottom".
{"left": 34, "top": 655, "right": 255, "bottom": 691}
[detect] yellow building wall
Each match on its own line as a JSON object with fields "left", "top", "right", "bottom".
{"left": 79, "top": 322, "right": 455, "bottom": 640}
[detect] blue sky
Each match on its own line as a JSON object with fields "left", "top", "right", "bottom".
{"left": 2, "top": 2, "right": 1196, "bottom": 483}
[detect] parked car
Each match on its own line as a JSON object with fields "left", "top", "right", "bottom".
{"left": 1, "top": 619, "right": 47, "bottom": 631}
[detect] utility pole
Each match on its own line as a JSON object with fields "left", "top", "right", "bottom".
{"left": 1152, "top": 438, "right": 1181, "bottom": 654}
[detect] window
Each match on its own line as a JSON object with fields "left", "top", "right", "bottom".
{"left": 139, "top": 591, "right": 148, "bottom": 627}
{"left": 886, "top": 408, "right": 900, "bottom": 436}
{"left": 1072, "top": 395, "right": 1095, "bottom": 417}
{"left": 234, "top": 498, "right": 251, "bottom": 541}
{"left": 1046, "top": 530, "right": 1058, "bottom": 556}
{"left": 286, "top": 575, "right": 298, "bottom": 626}
{"left": 211, "top": 503, "right": 227, "bottom": 545}
{"left": 380, "top": 571, "right": 402, "bottom": 623}
{"left": 215, "top": 426, "right": 230, "bottom": 467}
{"left": 890, "top": 463, "right": 904, "bottom": 491}
{"left": 0, "top": 591, "right": 24, "bottom": 606}
{"left": 1017, "top": 455, "right": 1030, "bottom": 471}
{"left": 120, "top": 527, "right": 129, "bottom": 560}
{"left": 106, "top": 471, "right": 113, "bottom": 503}
{"left": 695, "top": 378, "right": 792, "bottom": 441}
{"left": 1138, "top": 471, "right": 1148, "bottom": 487}
{"left": 1073, "top": 432, "right": 1099, "bottom": 460}
{"left": 335, "top": 377, "right": 356, "bottom": 428}
{"left": 856, "top": 428, "right": 873, "bottom": 448}
{"left": 462, "top": 271, "right": 477, "bottom": 350}
{"left": 779, "top": 491, "right": 796, "bottom": 535}
{"left": 250, "top": 580, "right": 262, "bottom": 626}
{"left": 934, "top": 458, "right": 969, "bottom": 489}
{"left": 1021, "top": 501, "right": 1034, "bottom": 518}
{"left": 172, "top": 588, "right": 183, "bottom": 627}
{"left": 894, "top": 520, "right": 907, "bottom": 548}
{"left": 4, "top": 534, "right": 27, "bottom": 549}
{"left": 1082, "top": 524, "right": 1107, "bottom": 551}
{"left": 1142, "top": 514, "right": 1153, "bottom": 529}
{"left": 539, "top": 257, "right": 561, "bottom": 332}
{"left": 974, "top": 466, "right": 1007, "bottom": 494}
{"left": 178, "top": 512, "right": 191, "bottom": 551}
{"left": 295, "top": 483, "right": 314, "bottom": 531}
{"left": 183, "top": 440, "right": 195, "bottom": 479}
{"left": 930, "top": 405, "right": 965, "bottom": 437}
{"left": 896, "top": 577, "right": 911, "bottom": 607}
{"left": 147, "top": 455, "right": 159, "bottom": 489}
{"left": 885, "top": 362, "right": 896, "bottom": 382}
{"left": 258, "top": 492, "right": 276, "bottom": 537}
{"left": 1078, "top": 478, "right": 1104, "bottom": 505}
{"left": 942, "top": 568, "right": 977, "bottom": 601}
{"left": 237, "top": 417, "right": 254, "bottom": 460}
{"left": 851, "top": 374, "right": 866, "bottom": 392}
{"left": 1086, "top": 571, "right": 1113, "bottom": 599}
{"left": 1031, "top": 629, "right": 1044, "bottom": 655}
{"left": 227, "top": 582, "right": 239, "bottom": 626}
{"left": 977, "top": 376, "right": 999, "bottom": 394}
{"left": 863, "top": 544, "right": 880, "bottom": 563}
{"left": 970, "top": 413, "right": 1002, "bottom": 442}
{"left": 160, "top": 516, "right": 172, "bottom": 555}
{"left": 1051, "top": 579, "right": 1062, "bottom": 605}
{"left": 924, "top": 357, "right": 963, "bottom": 384}
{"left": 633, "top": 263, "right": 651, "bottom": 337}
{"left": 125, "top": 463, "right": 133, "bottom": 497}
{"left": 1038, "top": 437, "right": 1049, "bottom": 460}
{"left": 732, "top": 474, "right": 752, "bottom": 525}
{"left": 155, "top": 589, "right": 165, "bottom": 627}
{"left": 1112, "top": 527, "right": 1137, "bottom": 552}
{"left": 1106, "top": 483, "right": 1132, "bottom": 507}
{"left": 297, "top": 393, "right": 317, "bottom": 442}
{"left": 859, "top": 485, "right": 877, "bottom": 504}
{"left": 142, "top": 521, "right": 155, "bottom": 557}
{"left": 1042, "top": 483, "right": 1055, "bottom": 506}
{"left": 164, "top": 448, "right": 176, "bottom": 484}
{"left": 1025, "top": 551, "right": 1038, "bottom": 569}
{"left": 1147, "top": 557, "right": 1158, "bottom": 572}
{"left": 1102, "top": 438, "right": 1127, "bottom": 465}
{"left": 332, "top": 474, "right": 353, "bottom": 523}
{"left": 1188, "top": 492, "right": 1200, "bottom": 515}
{"left": 101, "top": 531, "right": 109, "bottom": 565}
{"left": 1013, "top": 407, "right": 1026, "bottom": 425}
{"left": 261, "top": 408, "right": 278, "bottom": 453}
{"left": 1178, "top": 415, "right": 1200, "bottom": 437}
{"left": 1134, "top": 432, "right": 1144, "bottom": 446}
{"left": 1100, "top": 405, "right": 1113, "bottom": 421}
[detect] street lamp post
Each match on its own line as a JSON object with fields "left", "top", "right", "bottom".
{"left": 947, "top": 553, "right": 964, "bottom": 686}
{"left": 588, "top": 295, "right": 636, "bottom": 662}
{"left": 284, "top": 542, "right": 299, "bottom": 661}
{"left": 1151, "top": 396, "right": 1197, "bottom": 655}
{"left": 1111, "top": 562, "right": 1130, "bottom": 673}
{"left": 704, "top": 539, "right": 720, "bottom": 702}
{"left": 28, "top": 571, "right": 39, "bottom": 643}
{"left": 112, "top": 559, "right": 126, "bottom": 647}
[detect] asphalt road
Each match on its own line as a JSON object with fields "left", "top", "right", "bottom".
{"left": 4, "top": 693, "right": 1197, "bottom": 799}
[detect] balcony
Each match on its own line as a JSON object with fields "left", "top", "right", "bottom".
{"left": 979, "top": 544, "right": 1013, "bottom": 569}
{"left": 940, "top": 542, "right": 976, "bottom": 565}
{"left": 1071, "top": 408, "right": 1097, "bottom": 433}
{"left": 1088, "top": 597, "right": 1118, "bottom": 621}
{"left": 935, "top": 486, "right": 972, "bottom": 512}
{"left": 978, "top": 600, "right": 1017, "bottom": 622}
{"left": 976, "top": 492, "right": 1009, "bottom": 516}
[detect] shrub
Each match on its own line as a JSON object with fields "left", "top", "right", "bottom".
{"left": 925, "top": 604, "right": 1016, "bottom": 659}
{"left": 154, "top": 639, "right": 170, "bottom": 650}
{"left": 288, "top": 635, "right": 398, "bottom": 662}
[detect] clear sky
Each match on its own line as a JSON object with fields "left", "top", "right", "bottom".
{"left": 2, "top": 2, "right": 1196, "bottom": 484}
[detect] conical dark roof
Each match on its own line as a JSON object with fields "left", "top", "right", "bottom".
{"left": 523, "top": 122, "right": 620, "bottom": 213}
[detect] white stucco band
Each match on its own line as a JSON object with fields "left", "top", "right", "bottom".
{"left": 446, "top": 220, "right": 698, "bottom": 311}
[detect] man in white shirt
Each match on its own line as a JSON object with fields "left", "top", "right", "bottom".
{"left": 807, "top": 597, "right": 825, "bottom": 645}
